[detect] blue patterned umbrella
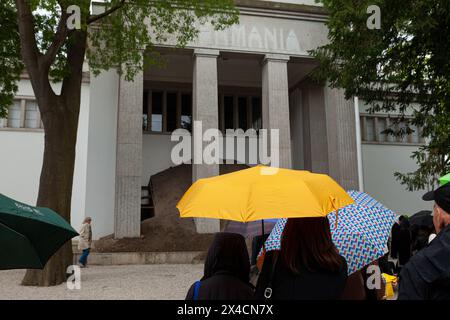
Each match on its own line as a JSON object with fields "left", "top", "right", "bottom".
{"left": 259, "top": 191, "right": 396, "bottom": 275}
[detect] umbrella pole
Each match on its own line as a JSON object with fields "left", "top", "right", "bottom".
{"left": 261, "top": 219, "right": 266, "bottom": 252}
{"left": 335, "top": 209, "right": 339, "bottom": 229}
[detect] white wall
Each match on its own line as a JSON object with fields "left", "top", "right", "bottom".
{"left": 358, "top": 99, "right": 430, "bottom": 215}
{"left": 361, "top": 144, "right": 431, "bottom": 216}
{"left": 142, "top": 132, "right": 268, "bottom": 185}
{"left": 1, "top": 71, "right": 121, "bottom": 240}
{"left": 142, "top": 132, "right": 256, "bottom": 185}
{"left": 142, "top": 134, "right": 179, "bottom": 185}
{"left": 72, "top": 83, "right": 90, "bottom": 232}
{"left": 0, "top": 79, "right": 90, "bottom": 232}
{"left": 0, "top": 131, "right": 44, "bottom": 204}
{"left": 84, "top": 70, "right": 119, "bottom": 239}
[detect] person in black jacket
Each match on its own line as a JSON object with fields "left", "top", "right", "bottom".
{"left": 390, "top": 220, "right": 401, "bottom": 259}
{"left": 186, "top": 232, "right": 254, "bottom": 300}
{"left": 398, "top": 216, "right": 412, "bottom": 267}
{"left": 398, "top": 184, "right": 450, "bottom": 300}
{"left": 255, "top": 217, "right": 348, "bottom": 300}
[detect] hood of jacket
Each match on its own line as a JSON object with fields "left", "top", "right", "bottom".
{"left": 202, "top": 232, "right": 250, "bottom": 283}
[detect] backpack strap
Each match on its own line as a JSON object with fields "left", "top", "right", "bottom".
{"left": 193, "top": 280, "right": 201, "bottom": 300}
{"left": 264, "top": 251, "right": 279, "bottom": 300}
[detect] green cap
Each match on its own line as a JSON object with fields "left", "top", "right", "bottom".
{"left": 440, "top": 173, "right": 450, "bottom": 186}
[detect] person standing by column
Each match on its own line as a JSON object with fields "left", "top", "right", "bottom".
{"left": 78, "top": 217, "right": 92, "bottom": 268}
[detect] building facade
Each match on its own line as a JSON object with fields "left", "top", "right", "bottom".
{"left": 0, "top": 0, "right": 430, "bottom": 240}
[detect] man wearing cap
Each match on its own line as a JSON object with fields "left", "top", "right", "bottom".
{"left": 398, "top": 183, "right": 450, "bottom": 300}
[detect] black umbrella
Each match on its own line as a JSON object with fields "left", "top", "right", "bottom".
{"left": 409, "top": 210, "right": 434, "bottom": 228}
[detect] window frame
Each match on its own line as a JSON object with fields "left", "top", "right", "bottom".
{"left": 360, "top": 113, "right": 425, "bottom": 146}
{"left": 144, "top": 82, "right": 192, "bottom": 135}
{"left": 143, "top": 82, "right": 263, "bottom": 135}
{"left": 0, "top": 96, "right": 43, "bottom": 131}
{"left": 218, "top": 86, "right": 262, "bottom": 134}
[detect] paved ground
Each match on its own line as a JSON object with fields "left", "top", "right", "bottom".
{"left": 0, "top": 264, "right": 203, "bottom": 300}
{"left": 0, "top": 264, "right": 397, "bottom": 300}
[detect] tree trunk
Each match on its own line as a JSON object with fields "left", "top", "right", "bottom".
{"left": 22, "top": 101, "right": 80, "bottom": 286}
{"left": 19, "top": 25, "right": 87, "bottom": 286}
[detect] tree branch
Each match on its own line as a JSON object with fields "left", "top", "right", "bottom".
{"left": 61, "top": 30, "right": 87, "bottom": 108}
{"left": 42, "top": 9, "right": 69, "bottom": 70}
{"left": 15, "top": 0, "right": 41, "bottom": 77}
{"left": 15, "top": 0, "right": 55, "bottom": 106}
{"left": 87, "top": 0, "right": 126, "bottom": 25}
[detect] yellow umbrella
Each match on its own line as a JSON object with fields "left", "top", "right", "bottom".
{"left": 177, "top": 165, "right": 354, "bottom": 222}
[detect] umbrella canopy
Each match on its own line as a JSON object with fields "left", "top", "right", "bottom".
{"left": 409, "top": 210, "right": 434, "bottom": 228}
{"left": 0, "top": 194, "right": 78, "bottom": 270}
{"left": 177, "top": 166, "right": 354, "bottom": 222}
{"left": 224, "top": 219, "right": 278, "bottom": 238}
{"left": 259, "top": 191, "right": 396, "bottom": 275}
{"left": 440, "top": 173, "right": 450, "bottom": 186}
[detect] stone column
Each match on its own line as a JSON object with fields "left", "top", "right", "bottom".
{"left": 192, "top": 49, "right": 220, "bottom": 234}
{"left": 298, "top": 80, "right": 358, "bottom": 190}
{"left": 114, "top": 69, "right": 143, "bottom": 239}
{"left": 261, "top": 54, "right": 292, "bottom": 168}
{"left": 324, "top": 86, "right": 359, "bottom": 190}
{"left": 289, "top": 88, "right": 304, "bottom": 170}
{"left": 301, "top": 81, "right": 329, "bottom": 174}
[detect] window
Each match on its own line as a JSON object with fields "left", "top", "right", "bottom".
{"left": 220, "top": 94, "right": 262, "bottom": 133}
{"left": 143, "top": 89, "right": 192, "bottom": 133}
{"left": 25, "top": 100, "right": 39, "bottom": 129}
{"left": 224, "top": 96, "right": 234, "bottom": 130}
{"left": 364, "top": 117, "right": 375, "bottom": 142}
{"left": 377, "top": 116, "right": 387, "bottom": 142}
{"left": 252, "top": 97, "right": 262, "bottom": 131}
{"left": 166, "top": 92, "right": 177, "bottom": 132}
{"left": 151, "top": 91, "right": 163, "bottom": 132}
{"left": 410, "top": 124, "right": 420, "bottom": 144}
{"left": 142, "top": 88, "right": 262, "bottom": 134}
{"left": 7, "top": 100, "right": 21, "bottom": 128}
{"left": 0, "top": 98, "right": 42, "bottom": 130}
{"left": 180, "top": 94, "right": 192, "bottom": 131}
{"left": 143, "top": 91, "right": 148, "bottom": 131}
{"left": 238, "top": 97, "right": 248, "bottom": 131}
{"left": 360, "top": 114, "right": 425, "bottom": 145}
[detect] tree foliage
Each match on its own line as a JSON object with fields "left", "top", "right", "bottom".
{"left": 0, "top": 0, "right": 23, "bottom": 118}
{"left": 311, "top": 0, "right": 450, "bottom": 191}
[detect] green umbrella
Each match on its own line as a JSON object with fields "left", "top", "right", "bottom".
{"left": 440, "top": 173, "right": 450, "bottom": 186}
{"left": 0, "top": 193, "right": 78, "bottom": 270}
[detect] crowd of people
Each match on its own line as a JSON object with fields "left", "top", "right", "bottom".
{"left": 185, "top": 183, "right": 450, "bottom": 300}
{"left": 75, "top": 185, "right": 450, "bottom": 300}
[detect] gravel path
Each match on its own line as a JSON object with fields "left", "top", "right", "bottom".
{"left": 0, "top": 264, "right": 203, "bottom": 300}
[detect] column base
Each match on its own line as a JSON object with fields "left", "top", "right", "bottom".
{"left": 194, "top": 218, "right": 221, "bottom": 234}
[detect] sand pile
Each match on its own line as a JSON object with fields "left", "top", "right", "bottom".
{"left": 95, "top": 164, "right": 247, "bottom": 252}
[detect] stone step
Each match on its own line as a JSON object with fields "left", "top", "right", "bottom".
{"left": 73, "top": 251, "right": 205, "bottom": 266}
{"left": 72, "top": 239, "right": 99, "bottom": 254}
